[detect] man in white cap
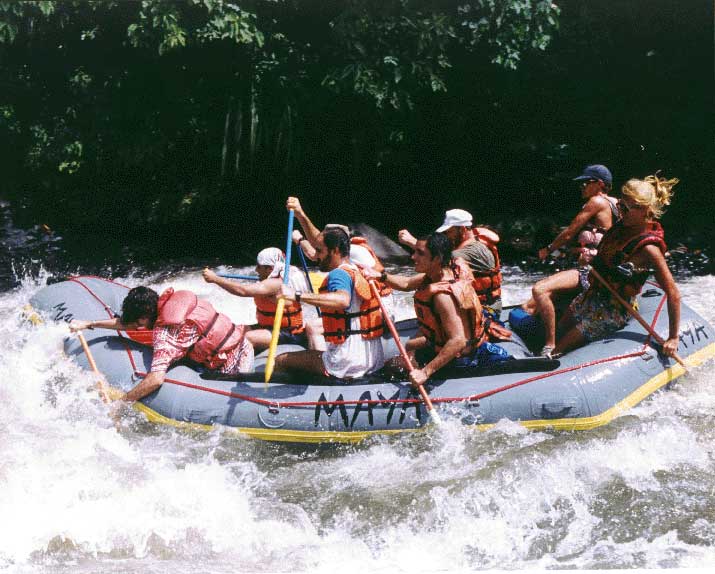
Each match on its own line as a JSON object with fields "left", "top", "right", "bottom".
{"left": 398, "top": 208, "right": 502, "bottom": 313}
{"left": 203, "top": 247, "right": 311, "bottom": 351}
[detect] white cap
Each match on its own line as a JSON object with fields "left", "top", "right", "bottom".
{"left": 256, "top": 247, "right": 285, "bottom": 278}
{"left": 349, "top": 244, "right": 376, "bottom": 268}
{"left": 436, "top": 209, "right": 473, "bottom": 233}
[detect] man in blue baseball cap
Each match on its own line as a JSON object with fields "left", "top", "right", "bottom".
{"left": 538, "top": 164, "right": 617, "bottom": 262}
{"left": 524, "top": 163, "right": 620, "bottom": 358}
{"left": 572, "top": 164, "right": 613, "bottom": 187}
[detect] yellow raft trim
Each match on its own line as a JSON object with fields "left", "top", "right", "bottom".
{"left": 26, "top": 298, "right": 714, "bottom": 442}
{"left": 127, "top": 342, "right": 715, "bottom": 444}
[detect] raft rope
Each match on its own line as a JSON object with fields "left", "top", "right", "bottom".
{"left": 71, "top": 276, "right": 668, "bottom": 410}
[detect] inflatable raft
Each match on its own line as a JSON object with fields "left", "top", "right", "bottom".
{"left": 30, "top": 276, "right": 715, "bottom": 444}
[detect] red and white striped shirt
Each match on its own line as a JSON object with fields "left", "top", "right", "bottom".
{"left": 150, "top": 323, "right": 253, "bottom": 374}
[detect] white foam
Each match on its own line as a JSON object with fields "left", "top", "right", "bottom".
{"left": 1, "top": 271, "right": 714, "bottom": 571}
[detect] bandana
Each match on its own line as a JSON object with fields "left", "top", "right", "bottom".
{"left": 256, "top": 247, "right": 285, "bottom": 278}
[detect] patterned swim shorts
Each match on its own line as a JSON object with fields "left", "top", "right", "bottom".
{"left": 578, "top": 266, "right": 591, "bottom": 291}
{"left": 569, "top": 288, "right": 632, "bottom": 342}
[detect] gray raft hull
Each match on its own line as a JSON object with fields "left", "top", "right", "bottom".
{"left": 31, "top": 276, "right": 715, "bottom": 443}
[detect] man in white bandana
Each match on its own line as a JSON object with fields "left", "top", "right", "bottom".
{"left": 203, "top": 247, "right": 312, "bottom": 351}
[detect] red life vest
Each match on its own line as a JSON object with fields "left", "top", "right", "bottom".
{"left": 413, "top": 260, "right": 486, "bottom": 353}
{"left": 254, "top": 296, "right": 304, "bottom": 334}
{"left": 350, "top": 236, "right": 393, "bottom": 297}
{"left": 471, "top": 227, "right": 503, "bottom": 306}
{"left": 319, "top": 264, "right": 384, "bottom": 345}
{"left": 155, "top": 288, "right": 245, "bottom": 370}
{"left": 590, "top": 221, "right": 667, "bottom": 298}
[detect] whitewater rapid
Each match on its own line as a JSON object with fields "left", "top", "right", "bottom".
{"left": 1, "top": 268, "right": 714, "bottom": 573}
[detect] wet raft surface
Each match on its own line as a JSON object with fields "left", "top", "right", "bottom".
{"left": 31, "top": 276, "right": 715, "bottom": 442}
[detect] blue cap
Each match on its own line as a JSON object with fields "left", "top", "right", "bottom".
{"left": 573, "top": 164, "right": 612, "bottom": 185}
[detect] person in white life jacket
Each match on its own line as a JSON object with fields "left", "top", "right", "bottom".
{"left": 70, "top": 285, "right": 253, "bottom": 402}
{"left": 202, "top": 247, "right": 311, "bottom": 350}
{"left": 398, "top": 209, "right": 503, "bottom": 313}
{"left": 365, "top": 232, "right": 498, "bottom": 388}
{"left": 553, "top": 174, "right": 681, "bottom": 357}
{"left": 522, "top": 164, "right": 621, "bottom": 358}
{"left": 274, "top": 226, "right": 385, "bottom": 379}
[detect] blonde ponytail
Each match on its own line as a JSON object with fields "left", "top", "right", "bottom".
{"left": 622, "top": 173, "right": 679, "bottom": 219}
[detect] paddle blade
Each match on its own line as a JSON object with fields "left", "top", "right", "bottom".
{"left": 264, "top": 298, "right": 286, "bottom": 383}
{"left": 417, "top": 385, "right": 442, "bottom": 427}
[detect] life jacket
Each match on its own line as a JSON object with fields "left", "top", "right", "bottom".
{"left": 254, "top": 297, "right": 304, "bottom": 334}
{"left": 413, "top": 259, "right": 486, "bottom": 354}
{"left": 350, "top": 236, "right": 393, "bottom": 297}
{"left": 470, "top": 227, "right": 503, "bottom": 306}
{"left": 319, "top": 264, "right": 384, "bottom": 345}
{"left": 590, "top": 221, "right": 667, "bottom": 299}
{"left": 155, "top": 288, "right": 245, "bottom": 370}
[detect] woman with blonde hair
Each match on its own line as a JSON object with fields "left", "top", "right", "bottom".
{"left": 552, "top": 174, "right": 681, "bottom": 357}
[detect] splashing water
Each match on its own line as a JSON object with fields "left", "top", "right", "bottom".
{"left": 1, "top": 268, "right": 714, "bottom": 572}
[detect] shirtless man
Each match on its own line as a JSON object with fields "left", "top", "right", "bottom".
{"left": 398, "top": 209, "right": 503, "bottom": 313}
{"left": 364, "top": 233, "right": 488, "bottom": 387}
{"left": 526, "top": 164, "right": 620, "bottom": 358}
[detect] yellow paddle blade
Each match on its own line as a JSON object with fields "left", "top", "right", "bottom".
{"left": 264, "top": 297, "right": 286, "bottom": 383}
{"left": 308, "top": 271, "right": 325, "bottom": 293}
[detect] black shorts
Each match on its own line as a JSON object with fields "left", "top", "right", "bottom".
{"left": 277, "top": 328, "right": 309, "bottom": 348}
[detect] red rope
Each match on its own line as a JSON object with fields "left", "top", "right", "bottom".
{"left": 69, "top": 276, "right": 670, "bottom": 410}
{"left": 69, "top": 277, "right": 141, "bottom": 372}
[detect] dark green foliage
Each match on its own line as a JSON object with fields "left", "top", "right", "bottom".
{"left": 0, "top": 0, "right": 710, "bottom": 260}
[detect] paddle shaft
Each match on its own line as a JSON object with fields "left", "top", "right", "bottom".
{"left": 264, "top": 210, "right": 296, "bottom": 382}
{"left": 297, "top": 244, "right": 320, "bottom": 317}
{"left": 368, "top": 280, "right": 441, "bottom": 423}
{"left": 589, "top": 266, "right": 687, "bottom": 369}
{"left": 217, "top": 273, "right": 260, "bottom": 281}
{"left": 77, "top": 332, "right": 112, "bottom": 402}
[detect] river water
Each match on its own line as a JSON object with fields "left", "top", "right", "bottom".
{"left": 2, "top": 225, "right": 715, "bottom": 572}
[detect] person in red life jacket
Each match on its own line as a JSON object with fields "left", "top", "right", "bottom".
{"left": 552, "top": 174, "right": 681, "bottom": 357}
{"left": 274, "top": 226, "right": 385, "bottom": 379}
{"left": 365, "top": 232, "right": 501, "bottom": 388}
{"left": 522, "top": 164, "right": 621, "bottom": 358}
{"left": 398, "top": 209, "right": 503, "bottom": 314}
{"left": 69, "top": 286, "right": 254, "bottom": 402}
{"left": 202, "top": 247, "right": 311, "bottom": 351}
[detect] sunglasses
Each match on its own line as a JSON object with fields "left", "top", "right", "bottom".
{"left": 618, "top": 199, "right": 644, "bottom": 213}
{"left": 579, "top": 179, "right": 598, "bottom": 188}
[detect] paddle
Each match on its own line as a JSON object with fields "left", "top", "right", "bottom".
{"left": 589, "top": 266, "right": 687, "bottom": 370}
{"left": 264, "top": 209, "right": 295, "bottom": 383}
{"left": 368, "top": 280, "right": 442, "bottom": 426}
{"left": 296, "top": 243, "right": 320, "bottom": 317}
{"left": 217, "top": 273, "right": 260, "bottom": 281}
{"left": 76, "top": 332, "right": 114, "bottom": 402}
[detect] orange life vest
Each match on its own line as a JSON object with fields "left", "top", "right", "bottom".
{"left": 350, "top": 236, "right": 393, "bottom": 297}
{"left": 155, "top": 288, "right": 245, "bottom": 370}
{"left": 413, "top": 260, "right": 486, "bottom": 353}
{"left": 471, "top": 227, "right": 502, "bottom": 306}
{"left": 254, "top": 296, "right": 304, "bottom": 334}
{"left": 590, "top": 220, "right": 667, "bottom": 298}
{"left": 319, "top": 264, "right": 384, "bottom": 344}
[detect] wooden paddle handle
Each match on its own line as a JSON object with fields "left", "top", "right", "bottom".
{"left": 368, "top": 280, "right": 441, "bottom": 421}
{"left": 589, "top": 267, "right": 687, "bottom": 369}
{"left": 77, "top": 332, "right": 112, "bottom": 402}
{"left": 77, "top": 332, "right": 101, "bottom": 375}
